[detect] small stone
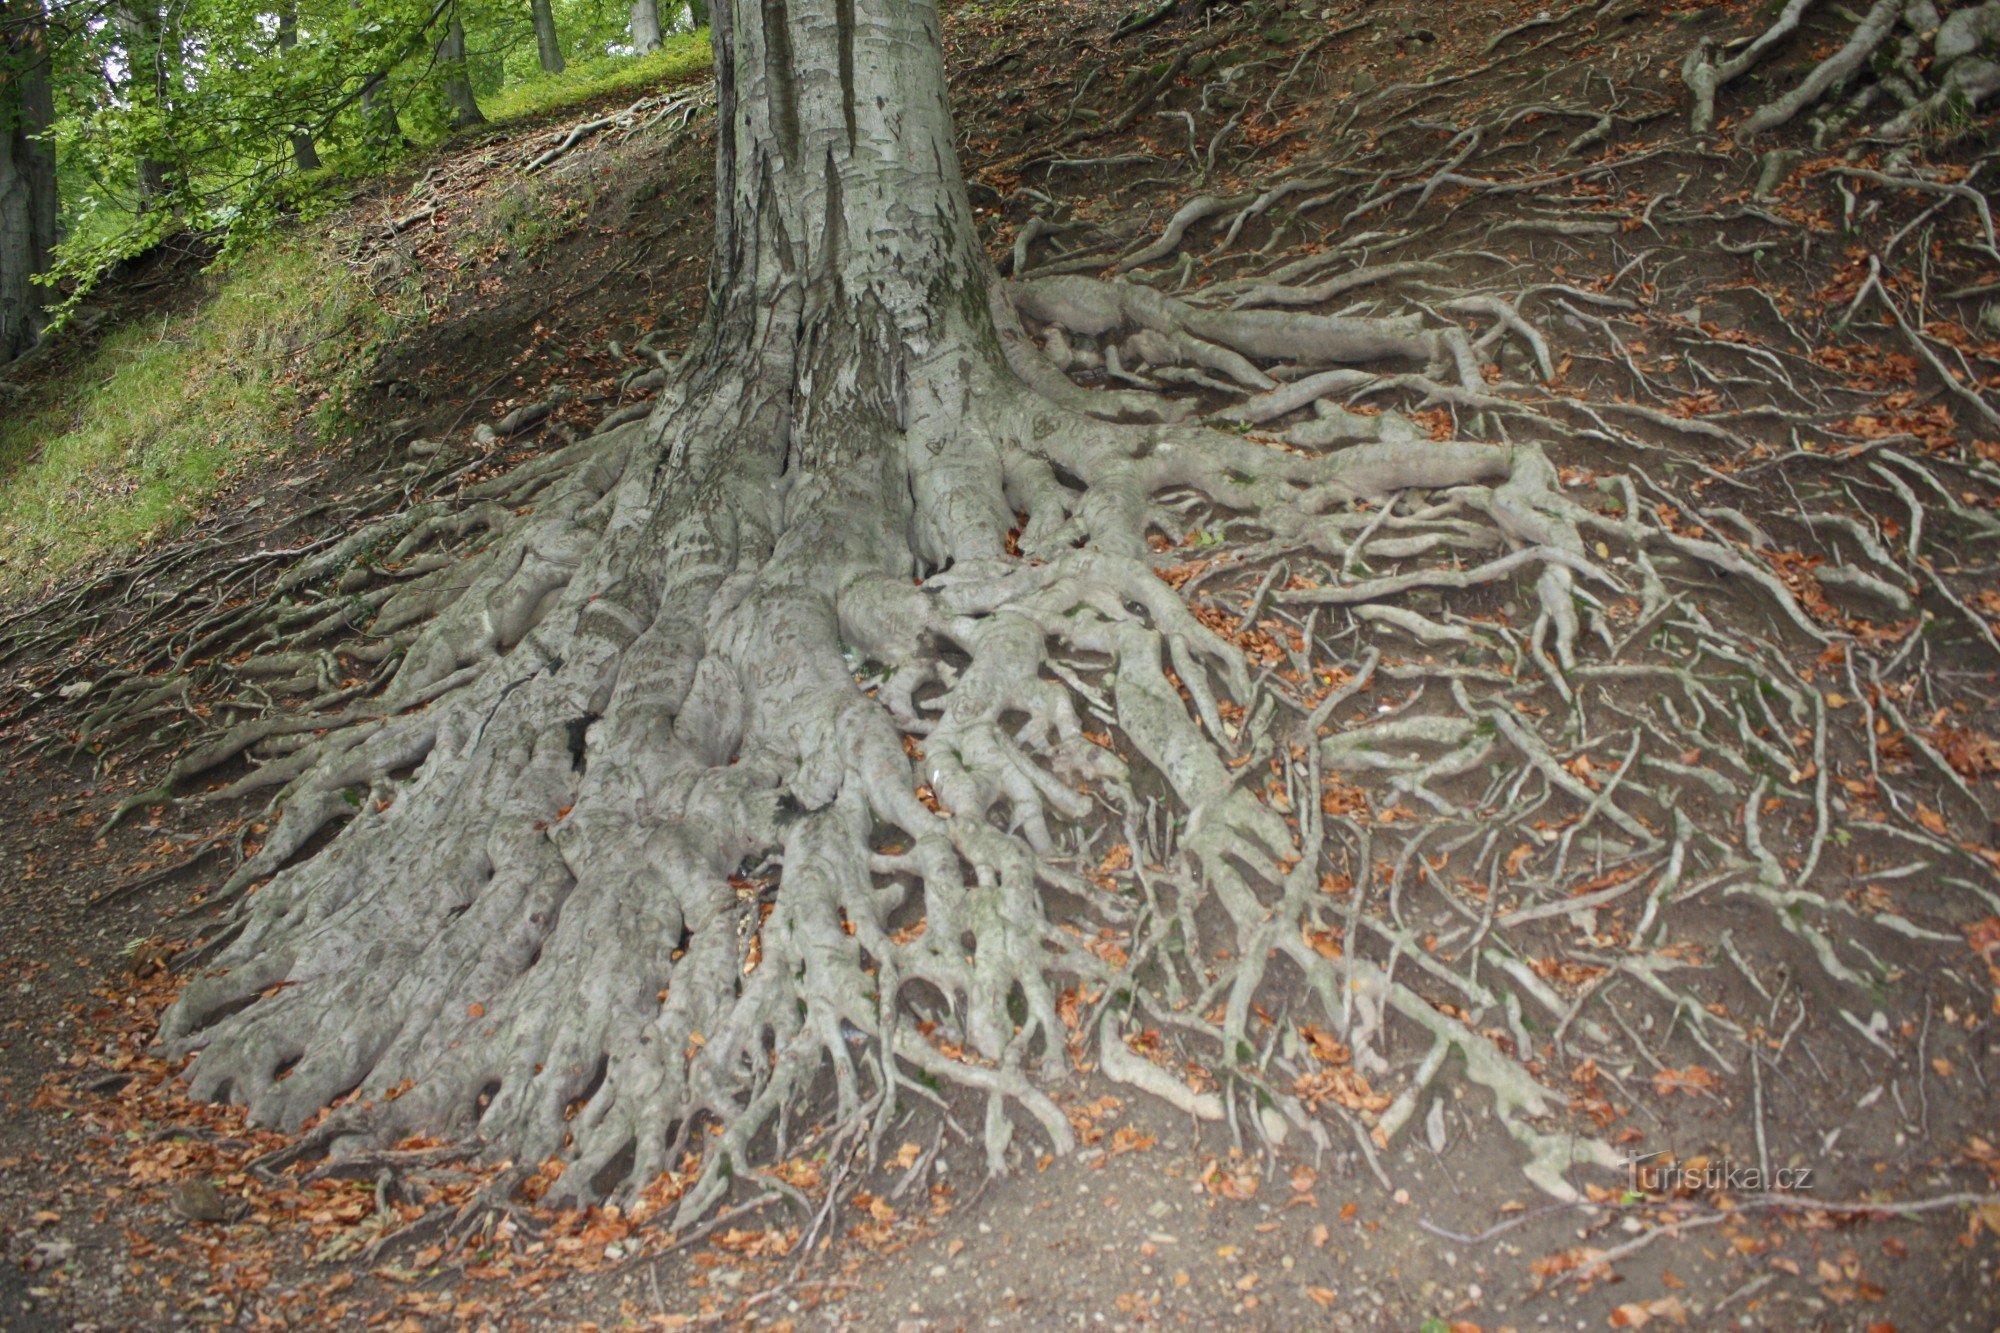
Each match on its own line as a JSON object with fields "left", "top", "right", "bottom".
{"left": 1258, "top": 1106, "right": 1289, "bottom": 1146}
{"left": 168, "top": 1180, "right": 231, "bottom": 1224}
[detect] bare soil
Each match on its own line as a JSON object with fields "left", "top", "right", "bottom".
{"left": 2, "top": 0, "right": 1998, "bottom": 1328}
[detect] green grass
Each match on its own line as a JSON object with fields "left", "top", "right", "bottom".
{"left": 0, "top": 241, "right": 387, "bottom": 596}
{"left": 1, "top": 42, "right": 714, "bottom": 599}
{"left": 481, "top": 33, "right": 712, "bottom": 126}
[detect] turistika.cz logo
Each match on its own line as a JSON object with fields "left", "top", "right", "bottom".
{"left": 1626, "top": 1151, "right": 1814, "bottom": 1195}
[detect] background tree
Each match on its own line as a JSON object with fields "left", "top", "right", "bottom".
{"left": 436, "top": 7, "right": 484, "bottom": 128}
{"left": 109, "top": 0, "right": 175, "bottom": 205}
{"left": 16, "top": 0, "right": 704, "bottom": 320}
{"left": 628, "top": 0, "right": 660, "bottom": 54}
{"left": 528, "top": 0, "right": 563, "bottom": 73}
{"left": 275, "top": 1, "right": 322, "bottom": 173}
{"left": 1, "top": 0, "right": 59, "bottom": 363}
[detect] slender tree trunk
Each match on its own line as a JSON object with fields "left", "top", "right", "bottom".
{"left": 355, "top": 70, "right": 403, "bottom": 148}
{"left": 114, "top": 0, "right": 174, "bottom": 205}
{"left": 687, "top": 0, "right": 708, "bottom": 30}
{"left": 1, "top": 0, "right": 60, "bottom": 363}
{"left": 529, "top": 0, "right": 564, "bottom": 73}
{"left": 437, "top": 10, "right": 485, "bottom": 129}
{"left": 275, "top": 1, "right": 322, "bottom": 172}
{"left": 629, "top": 0, "right": 662, "bottom": 53}
{"left": 350, "top": 0, "right": 404, "bottom": 151}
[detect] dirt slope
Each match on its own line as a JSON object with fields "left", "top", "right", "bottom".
{"left": 2, "top": 0, "right": 1999, "bottom": 1328}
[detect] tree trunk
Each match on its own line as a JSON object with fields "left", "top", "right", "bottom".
{"left": 113, "top": 1, "right": 174, "bottom": 205}
{"left": 629, "top": 0, "right": 662, "bottom": 53}
{"left": 350, "top": 0, "right": 404, "bottom": 151}
{"left": 163, "top": 0, "right": 1315, "bottom": 1218}
{"left": 529, "top": 0, "right": 565, "bottom": 73}
{"left": 1, "top": 0, "right": 60, "bottom": 364}
{"left": 275, "top": 1, "right": 322, "bottom": 173}
{"left": 437, "top": 10, "right": 484, "bottom": 129}
{"left": 687, "top": 0, "right": 708, "bottom": 30}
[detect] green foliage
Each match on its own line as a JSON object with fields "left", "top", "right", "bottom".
{"left": 1, "top": 0, "right": 715, "bottom": 589}
{"left": 34, "top": 0, "right": 710, "bottom": 307}
{"left": 0, "top": 240, "right": 386, "bottom": 593}
{"left": 480, "top": 34, "right": 711, "bottom": 125}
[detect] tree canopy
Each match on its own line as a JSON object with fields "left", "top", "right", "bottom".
{"left": 0, "top": 0, "right": 706, "bottom": 351}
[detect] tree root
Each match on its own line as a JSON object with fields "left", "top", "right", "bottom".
{"left": 58, "top": 26, "right": 1996, "bottom": 1228}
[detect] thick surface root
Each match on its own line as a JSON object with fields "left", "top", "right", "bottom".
{"left": 47, "top": 0, "right": 1997, "bottom": 1225}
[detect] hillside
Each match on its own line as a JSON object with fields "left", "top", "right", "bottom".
{"left": 1, "top": 0, "right": 1999, "bottom": 1327}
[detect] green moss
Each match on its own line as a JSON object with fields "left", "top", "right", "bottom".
{"left": 0, "top": 240, "right": 389, "bottom": 595}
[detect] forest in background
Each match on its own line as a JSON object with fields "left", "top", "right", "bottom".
{"left": 1, "top": 0, "right": 710, "bottom": 354}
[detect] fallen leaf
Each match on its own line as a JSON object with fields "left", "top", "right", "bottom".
{"left": 1652, "top": 1065, "right": 1720, "bottom": 1098}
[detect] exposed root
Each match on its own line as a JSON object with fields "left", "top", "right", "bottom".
{"left": 30, "top": 0, "right": 1997, "bottom": 1230}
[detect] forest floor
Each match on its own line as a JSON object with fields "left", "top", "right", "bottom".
{"left": 1, "top": 0, "right": 1999, "bottom": 1328}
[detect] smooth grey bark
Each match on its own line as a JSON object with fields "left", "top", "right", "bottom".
{"left": 629, "top": 0, "right": 662, "bottom": 52}
{"left": 1, "top": 0, "right": 60, "bottom": 363}
{"left": 437, "top": 10, "right": 485, "bottom": 129}
{"left": 113, "top": 0, "right": 174, "bottom": 205}
{"left": 275, "top": 1, "right": 322, "bottom": 172}
{"left": 156, "top": 0, "right": 1645, "bottom": 1216}
{"left": 166, "top": 0, "right": 1051, "bottom": 1214}
{"left": 350, "top": 0, "right": 404, "bottom": 150}
{"left": 529, "top": 0, "right": 565, "bottom": 73}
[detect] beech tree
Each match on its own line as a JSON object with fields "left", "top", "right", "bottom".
{"left": 1, "top": 0, "right": 59, "bottom": 363}
{"left": 628, "top": 0, "right": 661, "bottom": 54}
{"left": 65, "top": 0, "right": 1992, "bottom": 1221}
{"left": 275, "top": 1, "right": 322, "bottom": 172}
{"left": 528, "top": 0, "right": 564, "bottom": 74}
{"left": 162, "top": 0, "right": 1359, "bottom": 1214}
{"left": 111, "top": 0, "right": 176, "bottom": 204}
{"left": 436, "top": 7, "right": 483, "bottom": 128}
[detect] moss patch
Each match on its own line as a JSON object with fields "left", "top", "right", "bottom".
{"left": 0, "top": 241, "right": 388, "bottom": 596}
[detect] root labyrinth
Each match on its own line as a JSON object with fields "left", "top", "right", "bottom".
{"left": 8, "top": 0, "right": 2000, "bottom": 1242}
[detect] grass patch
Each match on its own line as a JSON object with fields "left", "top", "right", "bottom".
{"left": 0, "top": 240, "right": 387, "bottom": 597}
{"left": 482, "top": 33, "right": 712, "bottom": 126}
{"left": 1, "top": 41, "right": 712, "bottom": 600}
